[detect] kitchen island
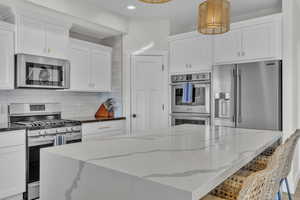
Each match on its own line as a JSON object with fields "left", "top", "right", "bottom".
{"left": 40, "top": 125, "right": 282, "bottom": 200}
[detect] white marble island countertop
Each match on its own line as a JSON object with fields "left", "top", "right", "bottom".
{"left": 40, "top": 125, "right": 282, "bottom": 200}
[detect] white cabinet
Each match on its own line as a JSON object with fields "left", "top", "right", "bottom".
{"left": 16, "top": 14, "right": 70, "bottom": 59}
{"left": 68, "top": 39, "right": 112, "bottom": 92}
{"left": 169, "top": 33, "right": 213, "bottom": 74}
{"left": 0, "top": 22, "right": 14, "bottom": 90}
{"left": 0, "top": 130, "right": 26, "bottom": 199}
{"left": 214, "top": 14, "right": 282, "bottom": 64}
{"left": 82, "top": 120, "right": 126, "bottom": 142}
{"left": 214, "top": 29, "right": 242, "bottom": 63}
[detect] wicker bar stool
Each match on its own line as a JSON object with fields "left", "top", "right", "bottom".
{"left": 201, "top": 167, "right": 279, "bottom": 200}
{"left": 202, "top": 145, "right": 285, "bottom": 200}
{"left": 278, "top": 131, "right": 300, "bottom": 200}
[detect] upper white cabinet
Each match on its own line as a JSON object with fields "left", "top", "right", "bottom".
{"left": 0, "top": 130, "right": 26, "bottom": 199}
{"left": 69, "top": 39, "right": 112, "bottom": 92}
{"left": 0, "top": 22, "right": 14, "bottom": 90}
{"left": 214, "top": 14, "right": 282, "bottom": 64}
{"left": 169, "top": 32, "right": 213, "bottom": 74}
{"left": 214, "top": 29, "right": 242, "bottom": 63}
{"left": 16, "top": 13, "right": 70, "bottom": 59}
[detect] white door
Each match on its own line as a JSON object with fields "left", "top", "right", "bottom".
{"left": 241, "top": 23, "right": 274, "bottom": 60}
{"left": 214, "top": 29, "right": 242, "bottom": 64}
{"left": 45, "top": 23, "right": 69, "bottom": 59}
{"left": 69, "top": 44, "right": 90, "bottom": 91}
{"left": 0, "top": 28, "right": 14, "bottom": 90}
{"left": 19, "top": 16, "right": 45, "bottom": 56}
{"left": 131, "top": 56, "right": 168, "bottom": 134}
{"left": 90, "top": 48, "right": 112, "bottom": 91}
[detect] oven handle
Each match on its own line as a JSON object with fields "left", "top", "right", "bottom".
{"left": 170, "top": 81, "right": 211, "bottom": 86}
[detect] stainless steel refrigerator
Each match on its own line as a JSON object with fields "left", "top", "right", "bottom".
{"left": 213, "top": 60, "right": 282, "bottom": 130}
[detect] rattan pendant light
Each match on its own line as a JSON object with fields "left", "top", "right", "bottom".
{"left": 198, "top": 0, "right": 230, "bottom": 35}
{"left": 139, "top": 0, "right": 172, "bottom": 4}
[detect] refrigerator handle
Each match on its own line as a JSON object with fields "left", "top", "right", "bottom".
{"left": 237, "top": 69, "right": 242, "bottom": 123}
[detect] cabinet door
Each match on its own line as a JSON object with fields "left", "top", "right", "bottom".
{"left": 170, "top": 36, "right": 213, "bottom": 73}
{"left": 19, "top": 16, "right": 45, "bottom": 56}
{"left": 0, "top": 146, "right": 26, "bottom": 199}
{"left": 214, "top": 29, "right": 242, "bottom": 64}
{"left": 69, "top": 45, "right": 90, "bottom": 91}
{"left": 241, "top": 23, "right": 274, "bottom": 60}
{"left": 0, "top": 28, "right": 14, "bottom": 90}
{"left": 45, "top": 23, "right": 69, "bottom": 59}
{"left": 90, "top": 48, "right": 112, "bottom": 91}
{"left": 169, "top": 39, "right": 190, "bottom": 74}
{"left": 189, "top": 35, "right": 213, "bottom": 72}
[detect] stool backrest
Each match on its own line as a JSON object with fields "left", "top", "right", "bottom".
{"left": 282, "top": 131, "right": 300, "bottom": 179}
{"left": 238, "top": 145, "right": 284, "bottom": 200}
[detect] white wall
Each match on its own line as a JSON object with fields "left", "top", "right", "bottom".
{"left": 122, "top": 19, "right": 170, "bottom": 133}
{"left": 282, "top": 0, "right": 300, "bottom": 193}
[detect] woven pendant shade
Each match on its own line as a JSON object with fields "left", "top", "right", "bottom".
{"left": 198, "top": 0, "right": 230, "bottom": 35}
{"left": 139, "top": 0, "right": 172, "bottom": 4}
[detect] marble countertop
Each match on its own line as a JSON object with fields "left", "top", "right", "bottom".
{"left": 0, "top": 123, "right": 27, "bottom": 132}
{"left": 42, "top": 125, "right": 282, "bottom": 200}
{"left": 66, "top": 116, "right": 126, "bottom": 123}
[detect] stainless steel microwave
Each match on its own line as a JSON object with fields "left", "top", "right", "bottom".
{"left": 16, "top": 54, "right": 70, "bottom": 89}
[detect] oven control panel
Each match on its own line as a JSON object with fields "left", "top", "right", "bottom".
{"left": 171, "top": 73, "right": 211, "bottom": 83}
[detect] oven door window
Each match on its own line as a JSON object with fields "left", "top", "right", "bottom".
{"left": 26, "top": 62, "right": 64, "bottom": 87}
{"left": 174, "top": 84, "right": 206, "bottom": 106}
{"left": 28, "top": 143, "right": 53, "bottom": 183}
{"left": 174, "top": 118, "right": 207, "bottom": 126}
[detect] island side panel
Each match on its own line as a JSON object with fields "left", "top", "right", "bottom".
{"left": 40, "top": 151, "right": 192, "bottom": 200}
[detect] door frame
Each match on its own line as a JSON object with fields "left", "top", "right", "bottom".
{"left": 123, "top": 50, "right": 169, "bottom": 135}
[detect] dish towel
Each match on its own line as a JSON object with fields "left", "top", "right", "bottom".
{"left": 54, "top": 135, "right": 66, "bottom": 146}
{"left": 182, "top": 83, "right": 193, "bottom": 103}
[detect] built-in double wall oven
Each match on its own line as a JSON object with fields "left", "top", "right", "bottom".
{"left": 171, "top": 73, "right": 211, "bottom": 126}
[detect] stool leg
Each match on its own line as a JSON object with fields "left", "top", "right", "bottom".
{"left": 284, "top": 178, "right": 293, "bottom": 200}
{"left": 276, "top": 192, "right": 282, "bottom": 200}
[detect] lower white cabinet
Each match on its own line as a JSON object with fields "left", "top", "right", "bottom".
{"left": 68, "top": 38, "right": 112, "bottom": 92}
{"left": 0, "top": 22, "right": 14, "bottom": 90}
{"left": 0, "top": 130, "right": 26, "bottom": 200}
{"left": 82, "top": 120, "right": 126, "bottom": 142}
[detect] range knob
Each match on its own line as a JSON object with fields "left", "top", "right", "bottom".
{"left": 40, "top": 130, "right": 47, "bottom": 135}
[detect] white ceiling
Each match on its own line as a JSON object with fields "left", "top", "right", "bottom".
{"left": 74, "top": 0, "right": 282, "bottom": 34}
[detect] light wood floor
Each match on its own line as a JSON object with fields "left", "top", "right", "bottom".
{"left": 283, "top": 182, "right": 300, "bottom": 199}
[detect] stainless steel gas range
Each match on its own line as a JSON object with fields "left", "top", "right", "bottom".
{"left": 8, "top": 103, "right": 82, "bottom": 200}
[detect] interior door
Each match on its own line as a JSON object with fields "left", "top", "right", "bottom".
{"left": 236, "top": 61, "right": 281, "bottom": 130}
{"left": 131, "top": 55, "right": 168, "bottom": 134}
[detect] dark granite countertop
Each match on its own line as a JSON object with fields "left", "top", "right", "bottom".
{"left": 0, "top": 123, "right": 27, "bottom": 132}
{"left": 66, "top": 116, "right": 126, "bottom": 124}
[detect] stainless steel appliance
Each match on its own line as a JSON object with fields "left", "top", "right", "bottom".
{"left": 171, "top": 73, "right": 211, "bottom": 126}
{"left": 16, "top": 54, "right": 70, "bottom": 89}
{"left": 171, "top": 73, "right": 211, "bottom": 114}
{"left": 213, "top": 60, "right": 282, "bottom": 130}
{"left": 9, "top": 103, "right": 82, "bottom": 200}
{"left": 171, "top": 113, "right": 210, "bottom": 126}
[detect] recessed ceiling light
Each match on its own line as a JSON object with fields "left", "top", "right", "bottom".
{"left": 127, "top": 5, "right": 136, "bottom": 10}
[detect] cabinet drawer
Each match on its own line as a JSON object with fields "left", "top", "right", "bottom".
{"left": 0, "top": 130, "right": 26, "bottom": 149}
{"left": 82, "top": 120, "right": 125, "bottom": 136}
